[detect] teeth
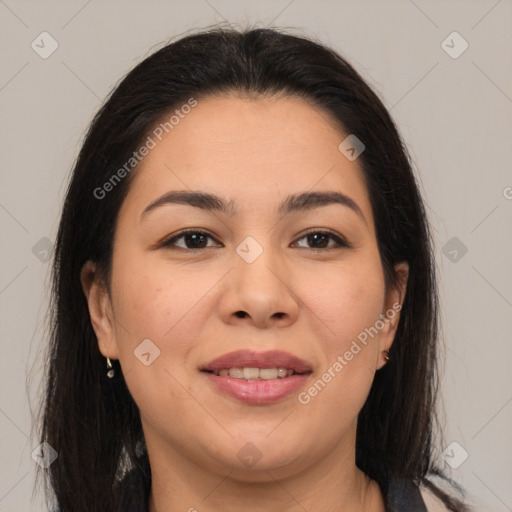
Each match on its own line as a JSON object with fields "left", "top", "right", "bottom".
{"left": 259, "top": 368, "right": 278, "bottom": 380}
{"left": 243, "top": 367, "right": 260, "bottom": 380}
{"left": 213, "top": 367, "right": 297, "bottom": 380}
{"left": 229, "top": 368, "right": 244, "bottom": 379}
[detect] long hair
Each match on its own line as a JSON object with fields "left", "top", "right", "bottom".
{"left": 34, "top": 24, "right": 469, "bottom": 511}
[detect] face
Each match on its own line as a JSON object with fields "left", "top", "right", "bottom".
{"left": 82, "top": 94, "right": 408, "bottom": 481}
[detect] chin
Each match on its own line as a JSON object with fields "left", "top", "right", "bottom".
{"left": 228, "top": 454, "right": 306, "bottom": 483}
{"left": 202, "top": 436, "right": 307, "bottom": 479}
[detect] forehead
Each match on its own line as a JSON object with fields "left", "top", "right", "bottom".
{"left": 121, "top": 94, "right": 372, "bottom": 223}
{"left": 145, "top": 94, "right": 348, "bottom": 170}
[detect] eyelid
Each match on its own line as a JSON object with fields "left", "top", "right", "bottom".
{"left": 160, "top": 228, "right": 221, "bottom": 249}
{"left": 160, "top": 228, "right": 351, "bottom": 250}
{"left": 293, "top": 228, "right": 351, "bottom": 249}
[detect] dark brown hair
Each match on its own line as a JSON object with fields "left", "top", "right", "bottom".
{"left": 35, "top": 24, "right": 469, "bottom": 511}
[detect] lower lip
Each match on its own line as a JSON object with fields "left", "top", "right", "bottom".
{"left": 202, "top": 372, "right": 311, "bottom": 404}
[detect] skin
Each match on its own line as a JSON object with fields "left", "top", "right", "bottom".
{"left": 81, "top": 94, "right": 408, "bottom": 512}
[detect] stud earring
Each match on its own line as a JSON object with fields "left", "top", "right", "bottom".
{"left": 106, "top": 357, "right": 115, "bottom": 378}
{"left": 383, "top": 350, "right": 390, "bottom": 361}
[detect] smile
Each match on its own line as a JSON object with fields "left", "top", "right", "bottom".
{"left": 207, "top": 367, "right": 300, "bottom": 380}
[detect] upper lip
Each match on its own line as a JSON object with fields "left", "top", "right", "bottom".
{"left": 200, "top": 349, "right": 313, "bottom": 374}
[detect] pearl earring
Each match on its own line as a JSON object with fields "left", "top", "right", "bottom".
{"left": 106, "top": 357, "right": 115, "bottom": 378}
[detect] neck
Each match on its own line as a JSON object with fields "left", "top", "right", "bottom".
{"left": 145, "top": 424, "right": 385, "bottom": 512}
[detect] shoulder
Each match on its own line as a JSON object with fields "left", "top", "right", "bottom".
{"left": 419, "top": 485, "right": 452, "bottom": 512}
{"left": 387, "top": 475, "right": 468, "bottom": 512}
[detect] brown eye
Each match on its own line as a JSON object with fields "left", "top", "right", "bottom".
{"left": 294, "top": 230, "right": 351, "bottom": 250}
{"left": 161, "top": 230, "right": 220, "bottom": 250}
{"left": 160, "top": 229, "right": 351, "bottom": 251}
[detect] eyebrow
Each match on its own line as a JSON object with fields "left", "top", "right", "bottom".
{"left": 140, "top": 190, "right": 366, "bottom": 224}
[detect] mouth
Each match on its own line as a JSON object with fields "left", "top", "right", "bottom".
{"left": 202, "top": 367, "right": 308, "bottom": 380}
{"left": 199, "top": 350, "right": 313, "bottom": 404}
{"left": 200, "top": 349, "right": 313, "bottom": 374}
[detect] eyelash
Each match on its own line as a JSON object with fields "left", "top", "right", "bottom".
{"left": 160, "top": 229, "right": 351, "bottom": 251}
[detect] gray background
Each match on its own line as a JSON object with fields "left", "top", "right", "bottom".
{"left": 1, "top": 1, "right": 511, "bottom": 510}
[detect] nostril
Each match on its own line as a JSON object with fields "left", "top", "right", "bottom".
{"left": 235, "top": 311, "right": 248, "bottom": 318}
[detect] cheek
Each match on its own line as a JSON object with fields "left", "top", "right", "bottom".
{"left": 112, "top": 268, "right": 213, "bottom": 359}
{"left": 109, "top": 252, "right": 235, "bottom": 402}
{"left": 297, "top": 257, "right": 386, "bottom": 349}
{"left": 109, "top": 262, "right": 212, "bottom": 421}
{"left": 293, "top": 258, "right": 384, "bottom": 415}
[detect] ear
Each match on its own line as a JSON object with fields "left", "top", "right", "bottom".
{"left": 80, "top": 260, "right": 120, "bottom": 360}
{"left": 377, "top": 261, "right": 409, "bottom": 369}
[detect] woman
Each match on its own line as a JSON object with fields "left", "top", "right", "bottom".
{"left": 37, "top": 26, "right": 471, "bottom": 511}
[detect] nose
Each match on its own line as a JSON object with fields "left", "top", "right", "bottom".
{"left": 217, "top": 242, "right": 300, "bottom": 329}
